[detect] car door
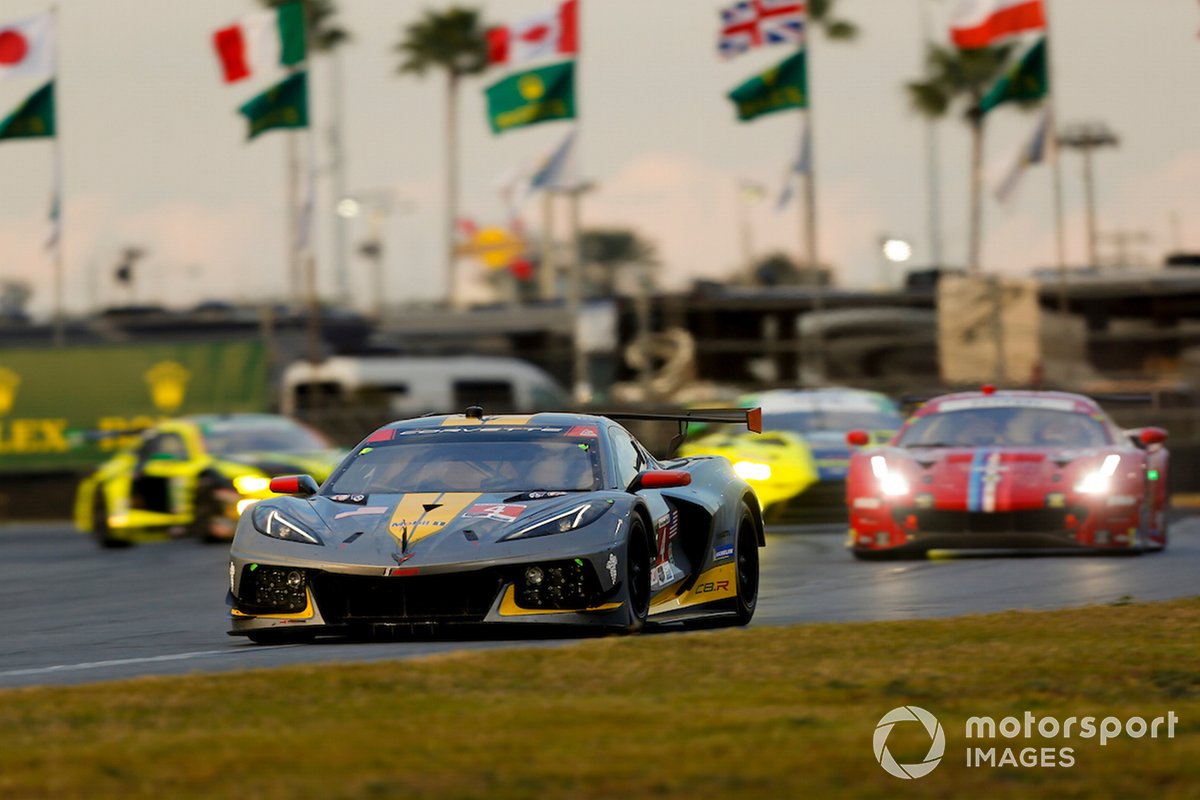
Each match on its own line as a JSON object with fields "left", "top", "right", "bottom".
{"left": 125, "top": 427, "right": 207, "bottom": 527}
{"left": 608, "top": 424, "right": 689, "bottom": 596}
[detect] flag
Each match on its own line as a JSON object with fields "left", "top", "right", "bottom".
{"left": 213, "top": 3, "right": 306, "bottom": 84}
{"left": 718, "top": 0, "right": 805, "bottom": 59}
{"left": 238, "top": 71, "right": 308, "bottom": 140}
{"left": 978, "top": 37, "right": 1048, "bottom": 115}
{"left": 775, "top": 124, "right": 810, "bottom": 211}
{"left": 995, "top": 106, "right": 1051, "bottom": 203}
{"left": 529, "top": 129, "right": 577, "bottom": 191}
{"left": 487, "top": 0, "right": 578, "bottom": 67}
{"left": 485, "top": 61, "right": 575, "bottom": 134}
{"left": 728, "top": 50, "right": 807, "bottom": 122}
{"left": 949, "top": 0, "right": 1045, "bottom": 50}
{"left": 0, "top": 80, "right": 54, "bottom": 140}
{"left": 0, "top": 13, "right": 54, "bottom": 80}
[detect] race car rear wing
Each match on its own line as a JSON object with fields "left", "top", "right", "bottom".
{"left": 602, "top": 407, "right": 763, "bottom": 434}
{"left": 604, "top": 407, "right": 762, "bottom": 455}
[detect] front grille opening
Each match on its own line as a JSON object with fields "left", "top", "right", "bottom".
{"left": 240, "top": 566, "right": 308, "bottom": 613}
{"left": 313, "top": 571, "right": 505, "bottom": 623}
{"left": 897, "top": 507, "right": 1089, "bottom": 534}
{"left": 517, "top": 559, "right": 604, "bottom": 610}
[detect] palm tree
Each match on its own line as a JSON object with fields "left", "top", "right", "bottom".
{"left": 809, "top": 0, "right": 858, "bottom": 39}
{"left": 907, "top": 45, "right": 1013, "bottom": 273}
{"left": 395, "top": 7, "right": 490, "bottom": 309}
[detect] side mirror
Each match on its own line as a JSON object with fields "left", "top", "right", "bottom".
{"left": 1138, "top": 427, "right": 1168, "bottom": 447}
{"left": 629, "top": 470, "right": 692, "bottom": 492}
{"left": 269, "top": 474, "right": 320, "bottom": 497}
{"left": 846, "top": 430, "right": 870, "bottom": 447}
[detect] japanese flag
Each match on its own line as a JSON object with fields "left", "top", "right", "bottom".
{"left": 0, "top": 13, "right": 54, "bottom": 80}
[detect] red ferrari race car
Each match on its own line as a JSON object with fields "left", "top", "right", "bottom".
{"left": 845, "top": 388, "right": 1169, "bottom": 558}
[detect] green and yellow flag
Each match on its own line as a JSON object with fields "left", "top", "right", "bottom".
{"left": 979, "top": 38, "right": 1048, "bottom": 115}
{"left": 485, "top": 61, "right": 575, "bottom": 135}
{"left": 728, "top": 51, "right": 807, "bottom": 123}
{"left": 238, "top": 70, "right": 308, "bottom": 140}
{"left": 0, "top": 81, "right": 55, "bottom": 141}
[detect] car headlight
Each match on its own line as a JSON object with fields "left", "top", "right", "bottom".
{"left": 502, "top": 503, "right": 611, "bottom": 541}
{"left": 1075, "top": 454, "right": 1121, "bottom": 495}
{"left": 732, "top": 460, "right": 772, "bottom": 481}
{"left": 233, "top": 475, "right": 272, "bottom": 495}
{"left": 871, "top": 455, "right": 910, "bottom": 497}
{"left": 250, "top": 505, "right": 323, "bottom": 545}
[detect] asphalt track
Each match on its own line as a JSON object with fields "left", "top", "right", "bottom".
{"left": 1, "top": 518, "right": 1197, "bottom": 689}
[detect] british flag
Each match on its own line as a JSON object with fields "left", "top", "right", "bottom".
{"left": 718, "top": 0, "right": 806, "bottom": 59}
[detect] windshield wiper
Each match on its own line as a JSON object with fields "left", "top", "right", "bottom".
{"left": 902, "top": 441, "right": 963, "bottom": 448}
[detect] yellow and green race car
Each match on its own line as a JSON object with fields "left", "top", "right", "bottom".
{"left": 75, "top": 414, "right": 342, "bottom": 547}
{"left": 680, "top": 388, "right": 903, "bottom": 523}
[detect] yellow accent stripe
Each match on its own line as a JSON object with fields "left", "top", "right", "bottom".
{"left": 230, "top": 589, "right": 315, "bottom": 620}
{"left": 497, "top": 585, "right": 622, "bottom": 616}
{"left": 387, "top": 492, "right": 482, "bottom": 547}
{"left": 486, "top": 415, "right": 533, "bottom": 425}
{"left": 650, "top": 563, "right": 738, "bottom": 614}
{"left": 441, "top": 416, "right": 481, "bottom": 426}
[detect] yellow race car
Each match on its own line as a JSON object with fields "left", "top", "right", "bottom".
{"left": 680, "top": 389, "right": 902, "bottom": 522}
{"left": 75, "top": 414, "right": 342, "bottom": 547}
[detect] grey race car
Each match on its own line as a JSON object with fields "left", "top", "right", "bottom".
{"left": 227, "top": 408, "right": 765, "bottom": 642}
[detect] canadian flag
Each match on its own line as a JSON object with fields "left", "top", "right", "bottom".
{"left": 487, "top": 0, "right": 579, "bottom": 67}
{"left": 949, "top": 0, "right": 1045, "bottom": 50}
{"left": 0, "top": 13, "right": 54, "bottom": 80}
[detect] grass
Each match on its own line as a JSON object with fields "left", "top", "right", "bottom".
{"left": 2, "top": 599, "right": 1199, "bottom": 799}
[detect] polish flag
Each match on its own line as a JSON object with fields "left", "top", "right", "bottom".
{"left": 949, "top": 0, "right": 1045, "bottom": 49}
{"left": 487, "top": 0, "right": 579, "bottom": 67}
{"left": 0, "top": 13, "right": 54, "bottom": 80}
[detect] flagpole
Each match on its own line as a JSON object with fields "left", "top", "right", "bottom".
{"left": 1041, "top": 3, "right": 1069, "bottom": 318}
{"left": 919, "top": 0, "right": 944, "bottom": 268}
{"left": 50, "top": 4, "right": 64, "bottom": 347}
{"left": 798, "top": 41, "right": 824, "bottom": 385}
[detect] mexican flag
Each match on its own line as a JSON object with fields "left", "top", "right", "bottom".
{"left": 213, "top": 3, "right": 306, "bottom": 84}
{"left": 0, "top": 80, "right": 54, "bottom": 140}
{"left": 978, "top": 37, "right": 1048, "bottom": 115}
{"left": 238, "top": 71, "right": 307, "bottom": 140}
{"left": 485, "top": 61, "right": 576, "bottom": 135}
{"left": 728, "top": 50, "right": 808, "bottom": 123}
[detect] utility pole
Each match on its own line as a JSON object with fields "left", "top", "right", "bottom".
{"left": 1058, "top": 122, "right": 1119, "bottom": 267}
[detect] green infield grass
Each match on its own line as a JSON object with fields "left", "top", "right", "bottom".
{"left": 1, "top": 599, "right": 1198, "bottom": 799}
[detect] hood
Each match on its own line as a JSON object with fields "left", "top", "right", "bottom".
{"left": 260, "top": 490, "right": 608, "bottom": 569}
{"left": 219, "top": 449, "right": 344, "bottom": 481}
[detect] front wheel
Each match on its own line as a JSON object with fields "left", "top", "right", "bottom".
{"left": 623, "top": 516, "right": 652, "bottom": 633}
{"left": 92, "top": 491, "right": 130, "bottom": 549}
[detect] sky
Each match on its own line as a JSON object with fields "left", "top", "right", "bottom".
{"left": 0, "top": 0, "right": 1198, "bottom": 317}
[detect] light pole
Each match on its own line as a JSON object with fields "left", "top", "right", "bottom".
{"left": 1058, "top": 122, "right": 1119, "bottom": 267}
{"left": 337, "top": 191, "right": 414, "bottom": 320}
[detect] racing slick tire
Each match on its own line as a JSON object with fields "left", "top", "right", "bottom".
{"left": 682, "top": 504, "right": 760, "bottom": 629}
{"left": 729, "top": 507, "right": 760, "bottom": 626}
{"left": 624, "top": 515, "right": 652, "bottom": 634}
{"left": 92, "top": 491, "right": 130, "bottom": 549}
{"left": 189, "top": 476, "right": 225, "bottom": 543}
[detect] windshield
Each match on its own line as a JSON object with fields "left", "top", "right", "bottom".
{"left": 898, "top": 408, "right": 1114, "bottom": 448}
{"left": 200, "top": 419, "right": 329, "bottom": 456}
{"left": 325, "top": 434, "right": 603, "bottom": 494}
{"left": 763, "top": 409, "right": 903, "bottom": 435}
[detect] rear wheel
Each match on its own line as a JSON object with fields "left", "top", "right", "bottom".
{"left": 624, "top": 516, "right": 652, "bottom": 633}
{"left": 92, "top": 491, "right": 130, "bottom": 549}
{"left": 730, "top": 511, "right": 760, "bottom": 625}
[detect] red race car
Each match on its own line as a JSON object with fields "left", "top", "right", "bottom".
{"left": 845, "top": 388, "right": 1169, "bottom": 559}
